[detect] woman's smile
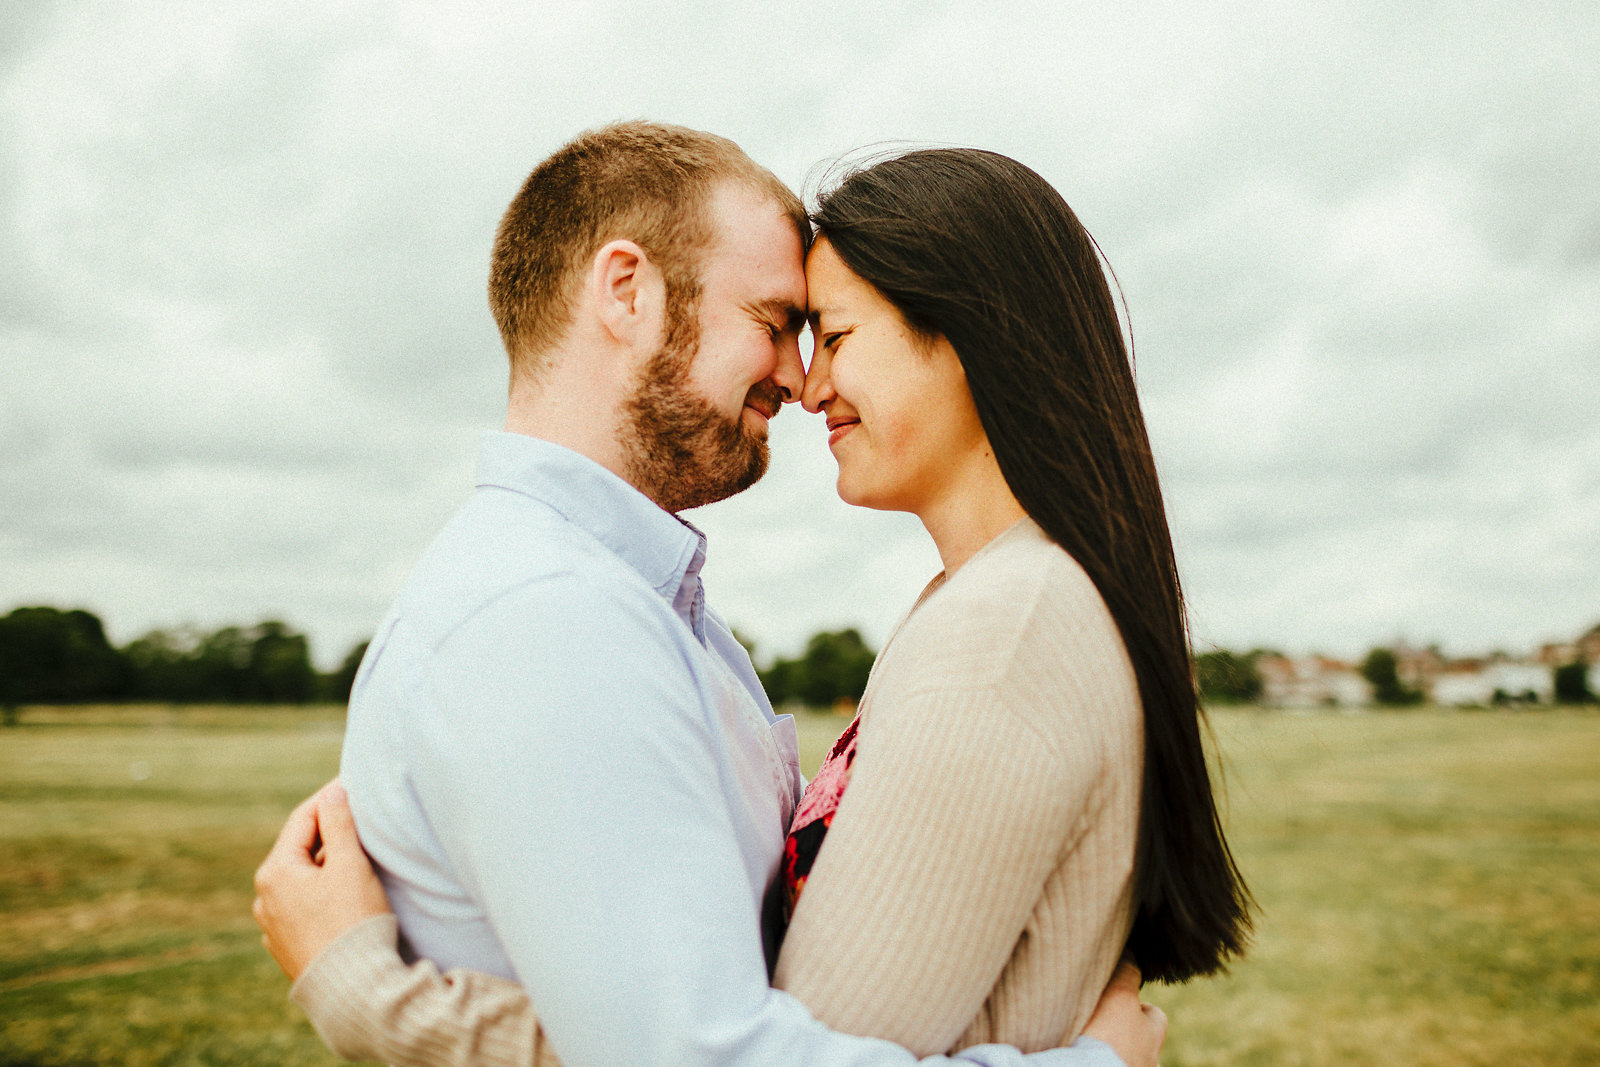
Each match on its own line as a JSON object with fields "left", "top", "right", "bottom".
{"left": 825, "top": 413, "right": 860, "bottom": 448}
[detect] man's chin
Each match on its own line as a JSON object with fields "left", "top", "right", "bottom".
{"left": 691, "top": 443, "right": 769, "bottom": 510}
{"left": 740, "top": 406, "right": 773, "bottom": 437}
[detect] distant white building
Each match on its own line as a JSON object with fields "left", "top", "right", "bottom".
{"left": 1484, "top": 661, "right": 1553, "bottom": 703}
{"left": 1431, "top": 659, "right": 1552, "bottom": 706}
{"left": 1431, "top": 670, "right": 1495, "bottom": 706}
{"left": 1257, "top": 655, "right": 1372, "bottom": 708}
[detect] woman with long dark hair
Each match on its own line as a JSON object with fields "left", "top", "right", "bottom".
{"left": 800, "top": 148, "right": 1251, "bottom": 988}
{"left": 254, "top": 147, "right": 1249, "bottom": 1064}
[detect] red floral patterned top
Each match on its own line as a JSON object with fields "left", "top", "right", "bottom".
{"left": 780, "top": 713, "right": 861, "bottom": 924}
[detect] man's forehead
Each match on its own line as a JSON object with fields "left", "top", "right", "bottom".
{"left": 702, "top": 184, "right": 808, "bottom": 311}
{"left": 708, "top": 182, "right": 801, "bottom": 240}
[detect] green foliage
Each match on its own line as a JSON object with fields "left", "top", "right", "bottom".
{"left": 123, "top": 628, "right": 206, "bottom": 701}
{"left": 1553, "top": 661, "right": 1596, "bottom": 705}
{"left": 1362, "top": 646, "right": 1423, "bottom": 705}
{"left": 0, "top": 607, "right": 130, "bottom": 707}
{"left": 759, "top": 628, "right": 877, "bottom": 709}
{"left": 248, "top": 623, "right": 317, "bottom": 703}
{"left": 1194, "top": 649, "right": 1263, "bottom": 703}
{"left": 0, "top": 604, "right": 365, "bottom": 708}
{"left": 125, "top": 621, "right": 318, "bottom": 704}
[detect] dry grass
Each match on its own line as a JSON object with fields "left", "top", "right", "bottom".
{"left": 0, "top": 704, "right": 1595, "bottom": 1065}
{"left": 1154, "top": 708, "right": 1600, "bottom": 1066}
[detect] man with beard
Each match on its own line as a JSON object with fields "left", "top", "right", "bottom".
{"left": 295, "top": 123, "right": 1156, "bottom": 1067}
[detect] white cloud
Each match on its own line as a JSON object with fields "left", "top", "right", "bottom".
{"left": 3, "top": 0, "right": 1596, "bottom": 667}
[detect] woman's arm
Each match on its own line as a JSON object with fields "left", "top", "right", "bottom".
{"left": 291, "top": 914, "right": 555, "bottom": 1066}
{"left": 253, "top": 777, "right": 1157, "bottom": 1067}
{"left": 254, "top": 783, "right": 554, "bottom": 1067}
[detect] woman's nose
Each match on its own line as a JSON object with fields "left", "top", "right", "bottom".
{"left": 801, "top": 346, "right": 833, "bottom": 413}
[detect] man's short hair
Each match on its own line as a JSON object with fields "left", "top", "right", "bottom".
{"left": 489, "top": 121, "right": 807, "bottom": 373}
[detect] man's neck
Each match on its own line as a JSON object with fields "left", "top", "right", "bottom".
{"left": 504, "top": 352, "right": 636, "bottom": 489}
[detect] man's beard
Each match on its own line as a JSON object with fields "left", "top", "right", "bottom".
{"left": 621, "top": 302, "right": 779, "bottom": 514}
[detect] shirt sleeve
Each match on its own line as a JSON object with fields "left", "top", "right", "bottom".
{"left": 774, "top": 684, "right": 1098, "bottom": 1055}
{"left": 390, "top": 575, "right": 1122, "bottom": 1067}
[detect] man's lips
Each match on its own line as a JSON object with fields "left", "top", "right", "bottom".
{"left": 743, "top": 383, "right": 784, "bottom": 423}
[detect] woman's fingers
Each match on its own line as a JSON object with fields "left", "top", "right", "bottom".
{"left": 1142, "top": 1002, "right": 1168, "bottom": 1041}
{"left": 273, "top": 792, "right": 321, "bottom": 860}
{"left": 1082, "top": 959, "right": 1164, "bottom": 1067}
{"left": 315, "top": 783, "right": 394, "bottom": 917}
{"left": 1107, "top": 959, "right": 1142, "bottom": 994}
{"left": 251, "top": 779, "right": 394, "bottom": 982}
{"left": 253, "top": 791, "right": 320, "bottom": 904}
{"left": 314, "top": 782, "right": 360, "bottom": 855}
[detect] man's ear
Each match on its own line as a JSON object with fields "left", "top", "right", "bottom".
{"left": 590, "top": 239, "right": 664, "bottom": 348}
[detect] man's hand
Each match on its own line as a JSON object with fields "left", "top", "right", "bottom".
{"left": 252, "top": 780, "right": 392, "bottom": 980}
{"left": 1081, "top": 961, "right": 1166, "bottom": 1067}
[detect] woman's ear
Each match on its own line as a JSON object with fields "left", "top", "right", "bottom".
{"left": 590, "top": 239, "right": 664, "bottom": 348}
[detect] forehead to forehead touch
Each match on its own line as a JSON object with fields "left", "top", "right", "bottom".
{"left": 704, "top": 181, "right": 809, "bottom": 313}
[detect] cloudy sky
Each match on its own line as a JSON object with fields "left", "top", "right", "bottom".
{"left": 3, "top": 0, "right": 1596, "bottom": 668}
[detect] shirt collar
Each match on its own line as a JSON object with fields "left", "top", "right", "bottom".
{"left": 474, "top": 431, "right": 708, "bottom": 636}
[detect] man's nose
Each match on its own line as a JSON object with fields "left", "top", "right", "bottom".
{"left": 772, "top": 331, "right": 805, "bottom": 403}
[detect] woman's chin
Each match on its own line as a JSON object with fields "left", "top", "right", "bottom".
{"left": 834, "top": 477, "right": 901, "bottom": 513}
{"left": 834, "top": 476, "right": 868, "bottom": 509}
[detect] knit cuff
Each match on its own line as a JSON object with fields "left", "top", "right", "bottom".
{"left": 290, "top": 913, "right": 402, "bottom": 1061}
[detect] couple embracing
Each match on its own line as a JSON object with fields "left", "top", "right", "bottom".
{"left": 253, "top": 121, "right": 1251, "bottom": 1067}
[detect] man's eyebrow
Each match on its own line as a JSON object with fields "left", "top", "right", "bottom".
{"left": 747, "top": 298, "right": 807, "bottom": 332}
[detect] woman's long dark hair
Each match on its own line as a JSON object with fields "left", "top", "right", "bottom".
{"left": 813, "top": 149, "right": 1252, "bottom": 982}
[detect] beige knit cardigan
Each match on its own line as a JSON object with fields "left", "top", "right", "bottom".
{"left": 291, "top": 518, "right": 1143, "bottom": 1065}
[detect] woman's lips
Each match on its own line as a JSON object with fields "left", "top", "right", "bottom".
{"left": 826, "top": 417, "right": 859, "bottom": 448}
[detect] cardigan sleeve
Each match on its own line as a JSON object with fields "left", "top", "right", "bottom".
{"left": 285, "top": 906, "right": 1132, "bottom": 1067}
{"left": 772, "top": 685, "right": 1095, "bottom": 1056}
{"left": 291, "top": 914, "right": 558, "bottom": 1067}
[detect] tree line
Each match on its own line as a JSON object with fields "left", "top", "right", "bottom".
{"left": 0, "top": 606, "right": 883, "bottom": 715}
{"left": 5, "top": 605, "right": 1594, "bottom": 717}
{"left": 1194, "top": 645, "right": 1598, "bottom": 706}
{"left": 1190, "top": 646, "right": 1430, "bottom": 705}
{"left": 751, "top": 628, "right": 877, "bottom": 711}
{"left": 0, "top": 606, "right": 367, "bottom": 714}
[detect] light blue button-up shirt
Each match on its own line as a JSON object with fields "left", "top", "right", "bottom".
{"left": 341, "top": 431, "right": 1125, "bottom": 1067}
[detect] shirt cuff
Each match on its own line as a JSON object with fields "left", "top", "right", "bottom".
{"left": 952, "top": 1036, "right": 1128, "bottom": 1067}
{"left": 1066, "top": 1035, "right": 1128, "bottom": 1067}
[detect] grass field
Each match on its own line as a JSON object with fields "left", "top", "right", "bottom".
{"left": 1, "top": 704, "right": 1596, "bottom": 1065}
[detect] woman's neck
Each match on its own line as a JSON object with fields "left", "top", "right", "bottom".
{"left": 915, "top": 453, "right": 1028, "bottom": 577}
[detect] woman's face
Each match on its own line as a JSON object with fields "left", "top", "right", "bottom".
{"left": 801, "top": 238, "right": 990, "bottom": 515}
